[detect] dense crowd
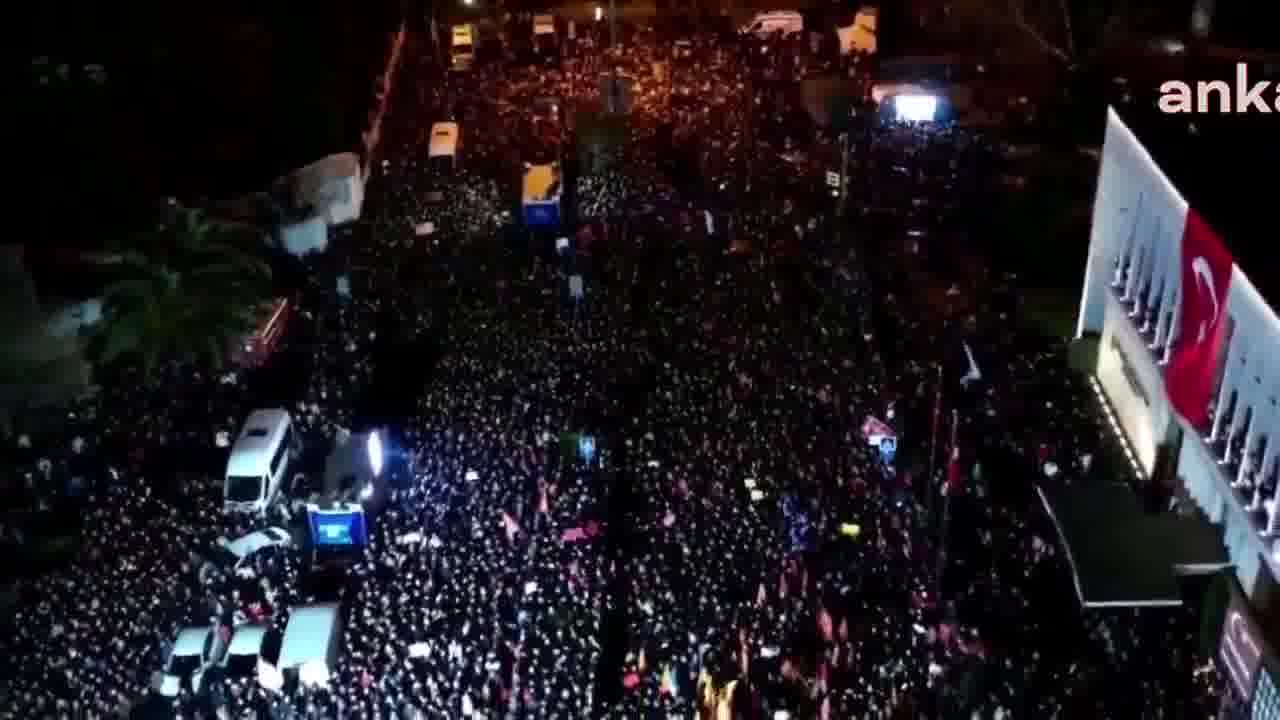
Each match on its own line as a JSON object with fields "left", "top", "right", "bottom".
{"left": 1, "top": 10, "right": 1230, "bottom": 720}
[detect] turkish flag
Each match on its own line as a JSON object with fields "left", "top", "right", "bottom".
{"left": 1165, "top": 209, "right": 1233, "bottom": 429}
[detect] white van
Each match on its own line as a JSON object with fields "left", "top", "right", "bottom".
{"left": 224, "top": 409, "right": 299, "bottom": 514}
{"left": 742, "top": 11, "right": 804, "bottom": 38}
{"left": 278, "top": 603, "right": 343, "bottom": 689}
{"left": 428, "top": 122, "right": 460, "bottom": 173}
{"left": 450, "top": 24, "right": 475, "bottom": 70}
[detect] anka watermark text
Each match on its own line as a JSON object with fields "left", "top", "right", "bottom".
{"left": 1158, "top": 63, "right": 1280, "bottom": 114}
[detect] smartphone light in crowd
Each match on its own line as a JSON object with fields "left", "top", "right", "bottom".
{"left": 750, "top": 489, "right": 765, "bottom": 502}
{"left": 465, "top": 470, "right": 479, "bottom": 481}
{"left": 894, "top": 94, "right": 938, "bottom": 123}
{"left": 359, "top": 484, "right": 374, "bottom": 500}
{"left": 744, "top": 478, "right": 757, "bottom": 490}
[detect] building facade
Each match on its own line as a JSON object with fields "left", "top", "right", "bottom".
{"left": 1077, "top": 108, "right": 1279, "bottom": 603}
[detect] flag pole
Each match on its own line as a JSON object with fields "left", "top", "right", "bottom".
{"left": 936, "top": 409, "right": 958, "bottom": 593}
{"left": 927, "top": 363, "right": 942, "bottom": 519}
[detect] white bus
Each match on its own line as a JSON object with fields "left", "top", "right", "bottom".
{"left": 224, "top": 409, "right": 299, "bottom": 514}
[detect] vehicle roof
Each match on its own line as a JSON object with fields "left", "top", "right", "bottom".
{"left": 278, "top": 603, "right": 340, "bottom": 669}
{"left": 221, "top": 527, "right": 291, "bottom": 559}
{"left": 522, "top": 163, "right": 561, "bottom": 202}
{"left": 227, "top": 409, "right": 291, "bottom": 477}
{"left": 428, "top": 123, "right": 460, "bottom": 158}
{"left": 228, "top": 625, "right": 267, "bottom": 656}
{"left": 173, "top": 627, "right": 212, "bottom": 656}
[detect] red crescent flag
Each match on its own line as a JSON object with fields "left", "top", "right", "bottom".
{"left": 1166, "top": 209, "right": 1233, "bottom": 429}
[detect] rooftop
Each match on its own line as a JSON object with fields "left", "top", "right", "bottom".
{"left": 1110, "top": 73, "right": 1280, "bottom": 307}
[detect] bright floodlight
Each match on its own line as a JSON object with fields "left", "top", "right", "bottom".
{"left": 367, "top": 431, "right": 383, "bottom": 476}
{"left": 359, "top": 483, "right": 374, "bottom": 500}
{"left": 894, "top": 94, "right": 938, "bottom": 123}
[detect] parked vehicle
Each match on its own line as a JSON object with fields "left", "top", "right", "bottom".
{"left": 152, "top": 626, "right": 227, "bottom": 697}
{"left": 224, "top": 409, "right": 300, "bottom": 514}
{"left": 194, "top": 527, "right": 293, "bottom": 583}
{"left": 741, "top": 11, "right": 803, "bottom": 38}
{"left": 278, "top": 603, "right": 343, "bottom": 688}
{"left": 451, "top": 24, "right": 475, "bottom": 71}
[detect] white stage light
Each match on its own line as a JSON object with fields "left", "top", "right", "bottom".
{"left": 367, "top": 431, "right": 383, "bottom": 476}
{"left": 894, "top": 95, "right": 938, "bottom": 123}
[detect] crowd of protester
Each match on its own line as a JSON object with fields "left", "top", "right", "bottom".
{"left": 0, "top": 10, "right": 1230, "bottom": 720}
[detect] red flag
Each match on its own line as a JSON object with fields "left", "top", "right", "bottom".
{"left": 944, "top": 445, "right": 962, "bottom": 496}
{"left": 1166, "top": 209, "right": 1233, "bottom": 429}
{"left": 818, "top": 607, "right": 834, "bottom": 642}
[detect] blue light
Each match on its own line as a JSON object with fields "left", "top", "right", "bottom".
{"left": 578, "top": 435, "right": 596, "bottom": 463}
{"left": 367, "top": 431, "right": 384, "bottom": 476}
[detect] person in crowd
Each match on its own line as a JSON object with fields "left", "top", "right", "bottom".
{"left": 0, "top": 12, "right": 1226, "bottom": 720}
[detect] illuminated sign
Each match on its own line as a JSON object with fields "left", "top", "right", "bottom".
{"left": 1110, "top": 337, "right": 1152, "bottom": 408}
{"left": 1220, "top": 594, "right": 1265, "bottom": 701}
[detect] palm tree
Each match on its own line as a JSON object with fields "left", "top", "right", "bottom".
{"left": 91, "top": 204, "right": 273, "bottom": 373}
